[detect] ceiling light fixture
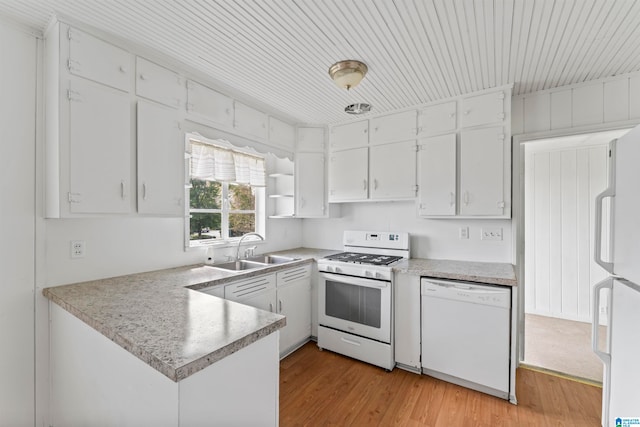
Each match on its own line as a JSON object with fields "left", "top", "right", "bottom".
{"left": 328, "top": 60, "right": 368, "bottom": 90}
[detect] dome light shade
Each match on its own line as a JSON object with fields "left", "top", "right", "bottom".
{"left": 328, "top": 60, "right": 368, "bottom": 90}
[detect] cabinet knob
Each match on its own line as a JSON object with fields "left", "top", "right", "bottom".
{"left": 449, "top": 113, "right": 455, "bottom": 118}
{"left": 119, "top": 65, "right": 127, "bottom": 73}
{"left": 139, "top": 74, "right": 147, "bottom": 80}
{"left": 463, "top": 110, "right": 470, "bottom": 115}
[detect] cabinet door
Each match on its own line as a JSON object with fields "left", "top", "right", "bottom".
{"left": 186, "top": 80, "right": 233, "bottom": 128}
{"left": 417, "top": 101, "right": 457, "bottom": 136}
{"left": 277, "top": 265, "right": 312, "bottom": 356}
{"left": 369, "top": 140, "right": 417, "bottom": 200}
{"left": 297, "top": 127, "right": 325, "bottom": 153}
{"left": 418, "top": 134, "right": 456, "bottom": 216}
{"left": 296, "top": 152, "right": 326, "bottom": 217}
{"left": 136, "top": 57, "right": 183, "bottom": 109}
{"left": 137, "top": 101, "right": 184, "bottom": 216}
{"left": 459, "top": 126, "right": 506, "bottom": 216}
{"left": 68, "top": 77, "right": 131, "bottom": 214}
{"left": 460, "top": 90, "right": 506, "bottom": 128}
{"left": 67, "top": 26, "right": 130, "bottom": 92}
{"left": 330, "top": 120, "right": 368, "bottom": 151}
{"left": 269, "top": 117, "right": 295, "bottom": 151}
{"left": 370, "top": 110, "right": 416, "bottom": 145}
{"left": 235, "top": 102, "right": 268, "bottom": 139}
{"left": 328, "top": 147, "right": 368, "bottom": 201}
{"left": 238, "top": 288, "right": 277, "bottom": 313}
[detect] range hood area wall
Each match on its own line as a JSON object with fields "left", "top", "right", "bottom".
{"left": 302, "top": 201, "right": 512, "bottom": 263}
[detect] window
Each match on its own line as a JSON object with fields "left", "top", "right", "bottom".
{"left": 187, "top": 138, "right": 265, "bottom": 246}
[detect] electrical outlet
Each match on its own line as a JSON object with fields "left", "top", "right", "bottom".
{"left": 459, "top": 227, "right": 469, "bottom": 239}
{"left": 71, "top": 240, "right": 85, "bottom": 258}
{"left": 599, "top": 306, "right": 608, "bottom": 315}
{"left": 481, "top": 228, "right": 503, "bottom": 241}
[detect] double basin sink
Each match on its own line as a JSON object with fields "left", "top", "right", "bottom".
{"left": 208, "top": 255, "right": 299, "bottom": 272}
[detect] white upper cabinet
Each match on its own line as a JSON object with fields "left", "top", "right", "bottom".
{"left": 417, "top": 134, "right": 457, "bottom": 216}
{"left": 328, "top": 147, "right": 368, "bottom": 201}
{"left": 137, "top": 101, "right": 184, "bottom": 216}
{"left": 186, "top": 80, "right": 234, "bottom": 128}
{"left": 297, "top": 127, "right": 325, "bottom": 153}
{"left": 67, "top": 27, "right": 131, "bottom": 92}
{"left": 417, "top": 101, "right": 457, "bottom": 136}
{"left": 135, "top": 57, "right": 183, "bottom": 109}
{"left": 269, "top": 117, "right": 295, "bottom": 151}
{"left": 235, "top": 101, "right": 268, "bottom": 140}
{"left": 460, "top": 90, "right": 506, "bottom": 128}
{"left": 296, "top": 152, "right": 326, "bottom": 217}
{"left": 369, "top": 141, "right": 417, "bottom": 200}
{"left": 68, "top": 77, "right": 132, "bottom": 214}
{"left": 330, "top": 120, "right": 368, "bottom": 151}
{"left": 369, "top": 110, "right": 417, "bottom": 145}
{"left": 459, "top": 126, "right": 506, "bottom": 216}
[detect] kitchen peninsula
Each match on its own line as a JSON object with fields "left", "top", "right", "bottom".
{"left": 43, "top": 260, "right": 305, "bottom": 427}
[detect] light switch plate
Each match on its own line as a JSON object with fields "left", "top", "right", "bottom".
{"left": 459, "top": 227, "right": 469, "bottom": 239}
{"left": 481, "top": 228, "right": 503, "bottom": 241}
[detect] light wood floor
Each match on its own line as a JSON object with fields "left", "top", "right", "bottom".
{"left": 280, "top": 342, "right": 602, "bottom": 426}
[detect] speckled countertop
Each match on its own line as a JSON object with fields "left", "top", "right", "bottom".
{"left": 43, "top": 248, "right": 336, "bottom": 382}
{"left": 393, "top": 258, "right": 517, "bottom": 286}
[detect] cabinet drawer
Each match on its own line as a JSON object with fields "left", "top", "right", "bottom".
{"left": 67, "top": 26, "right": 131, "bottom": 92}
{"left": 277, "top": 264, "right": 311, "bottom": 285}
{"left": 186, "top": 80, "right": 234, "bottom": 128}
{"left": 136, "top": 57, "right": 183, "bottom": 108}
{"left": 225, "top": 274, "right": 276, "bottom": 300}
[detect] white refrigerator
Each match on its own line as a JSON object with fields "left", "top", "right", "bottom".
{"left": 593, "top": 124, "right": 640, "bottom": 427}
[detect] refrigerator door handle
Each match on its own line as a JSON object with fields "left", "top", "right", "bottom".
{"left": 594, "top": 140, "right": 616, "bottom": 273}
{"left": 592, "top": 278, "right": 613, "bottom": 364}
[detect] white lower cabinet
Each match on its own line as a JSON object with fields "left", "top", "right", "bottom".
{"left": 394, "top": 272, "right": 421, "bottom": 372}
{"left": 223, "top": 264, "right": 312, "bottom": 357}
{"left": 276, "top": 265, "right": 312, "bottom": 357}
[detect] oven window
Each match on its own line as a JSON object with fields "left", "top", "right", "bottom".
{"left": 325, "top": 279, "right": 381, "bottom": 328}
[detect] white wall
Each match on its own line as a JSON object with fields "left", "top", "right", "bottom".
{"left": 0, "top": 20, "right": 36, "bottom": 427}
{"left": 303, "top": 201, "right": 513, "bottom": 263}
{"left": 44, "top": 217, "right": 302, "bottom": 286}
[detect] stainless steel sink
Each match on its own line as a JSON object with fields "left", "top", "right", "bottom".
{"left": 245, "top": 255, "right": 299, "bottom": 264}
{"left": 209, "top": 260, "right": 268, "bottom": 271}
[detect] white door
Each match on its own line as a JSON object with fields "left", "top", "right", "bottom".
{"left": 418, "top": 134, "right": 456, "bottom": 216}
{"left": 136, "top": 57, "right": 183, "bottom": 108}
{"left": 417, "top": 101, "right": 457, "bottom": 137}
{"left": 186, "top": 80, "right": 234, "bottom": 128}
{"left": 328, "top": 147, "right": 368, "bottom": 201}
{"left": 269, "top": 117, "right": 295, "bottom": 151}
{"left": 369, "top": 140, "right": 417, "bottom": 200}
{"left": 330, "top": 120, "right": 368, "bottom": 151}
{"left": 369, "top": 110, "right": 416, "bottom": 145}
{"left": 297, "top": 127, "right": 325, "bottom": 153}
{"left": 296, "top": 152, "right": 326, "bottom": 217}
{"left": 234, "top": 102, "right": 268, "bottom": 139}
{"left": 237, "top": 289, "right": 277, "bottom": 313}
{"left": 68, "top": 77, "right": 131, "bottom": 214}
{"left": 137, "top": 101, "right": 184, "bottom": 216}
{"left": 459, "top": 126, "right": 505, "bottom": 216}
{"left": 460, "top": 90, "right": 505, "bottom": 128}
{"left": 277, "top": 278, "right": 311, "bottom": 355}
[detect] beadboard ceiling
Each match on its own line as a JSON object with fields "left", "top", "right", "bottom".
{"left": 1, "top": 0, "right": 640, "bottom": 125}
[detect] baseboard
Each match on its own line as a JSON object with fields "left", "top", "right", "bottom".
{"left": 519, "top": 363, "right": 603, "bottom": 387}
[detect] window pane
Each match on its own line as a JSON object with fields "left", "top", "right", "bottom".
{"left": 190, "top": 212, "right": 222, "bottom": 240}
{"left": 190, "top": 179, "right": 222, "bottom": 209}
{"left": 229, "top": 213, "right": 255, "bottom": 237}
{"left": 229, "top": 183, "right": 255, "bottom": 210}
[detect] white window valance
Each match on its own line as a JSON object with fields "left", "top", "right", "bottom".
{"left": 190, "top": 140, "right": 266, "bottom": 186}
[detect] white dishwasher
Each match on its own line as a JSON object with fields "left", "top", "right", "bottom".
{"left": 421, "top": 278, "right": 511, "bottom": 399}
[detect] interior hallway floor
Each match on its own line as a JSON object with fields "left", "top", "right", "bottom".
{"left": 524, "top": 313, "right": 605, "bottom": 383}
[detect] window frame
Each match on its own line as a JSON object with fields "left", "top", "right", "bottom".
{"left": 185, "top": 136, "right": 266, "bottom": 249}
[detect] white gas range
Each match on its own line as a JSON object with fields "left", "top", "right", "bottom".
{"left": 316, "top": 231, "right": 410, "bottom": 371}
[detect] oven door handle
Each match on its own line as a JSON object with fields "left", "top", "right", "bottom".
{"left": 320, "top": 272, "right": 389, "bottom": 289}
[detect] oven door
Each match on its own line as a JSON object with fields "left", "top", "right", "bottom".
{"left": 318, "top": 272, "right": 391, "bottom": 343}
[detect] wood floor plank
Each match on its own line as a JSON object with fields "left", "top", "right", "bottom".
{"left": 280, "top": 343, "right": 602, "bottom": 426}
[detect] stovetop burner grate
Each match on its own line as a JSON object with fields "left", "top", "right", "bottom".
{"left": 324, "top": 252, "right": 403, "bottom": 266}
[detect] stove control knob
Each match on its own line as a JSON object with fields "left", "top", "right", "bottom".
{"left": 335, "top": 266, "right": 342, "bottom": 273}
{"left": 365, "top": 270, "right": 373, "bottom": 277}
{"left": 326, "top": 266, "right": 334, "bottom": 273}
{"left": 375, "top": 272, "right": 382, "bottom": 279}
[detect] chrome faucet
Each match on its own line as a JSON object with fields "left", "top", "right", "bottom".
{"left": 235, "top": 232, "right": 265, "bottom": 261}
